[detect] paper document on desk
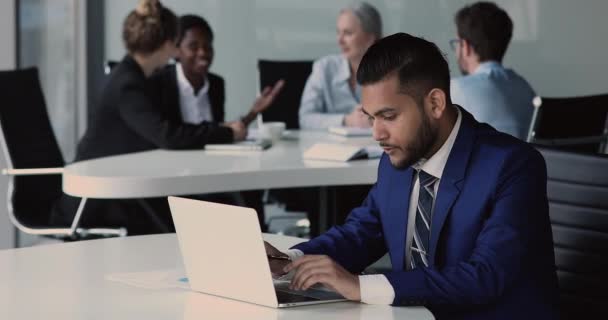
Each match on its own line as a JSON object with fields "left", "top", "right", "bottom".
{"left": 303, "top": 143, "right": 383, "bottom": 162}
{"left": 328, "top": 126, "right": 373, "bottom": 137}
{"left": 105, "top": 268, "right": 189, "bottom": 290}
{"left": 205, "top": 139, "right": 272, "bottom": 151}
{"left": 247, "top": 129, "right": 298, "bottom": 141}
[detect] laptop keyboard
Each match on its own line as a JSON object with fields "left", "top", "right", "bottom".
{"left": 275, "top": 290, "right": 320, "bottom": 304}
{"left": 274, "top": 282, "right": 344, "bottom": 303}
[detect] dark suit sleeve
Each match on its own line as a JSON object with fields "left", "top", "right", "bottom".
{"left": 209, "top": 73, "right": 226, "bottom": 123}
{"left": 385, "top": 147, "right": 548, "bottom": 306}
{"left": 292, "top": 162, "right": 388, "bottom": 273}
{"left": 117, "top": 78, "right": 233, "bottom": 149}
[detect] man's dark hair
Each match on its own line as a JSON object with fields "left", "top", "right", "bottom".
{"left": 455, "top": 2, "right": 513, "bottom": 62}
{"left": 178, "top": 14, "right": 214, "bottom": 45}
{"left": 357, "top": 32, "right": 451, "bottom": 106}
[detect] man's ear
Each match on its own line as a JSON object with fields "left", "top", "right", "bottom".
{"left": 426, "top": 88, "right": 447, "bottom": 119}
{"left": 461, "top": 38, "right": 472, "bottom": 57}
{"left": 461, "top": 39, "right": 480, "bottom": 61}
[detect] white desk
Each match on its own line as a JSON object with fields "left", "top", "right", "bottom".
{"left": 0, "top": 234, "right": 434, "bottom": 320}
{"left": 63, "top": 131, "right": 379, "bottom": 199}
{"left": 63, "top": 131, "right": 380, "bottom": 231}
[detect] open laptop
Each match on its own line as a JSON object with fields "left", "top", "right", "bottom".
{"left": 168, "top": 196, "right": 347, "bottom": 308}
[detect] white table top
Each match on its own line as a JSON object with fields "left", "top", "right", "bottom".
{"left": 63, "top": 131, "right": 380, "bottom": 198}
{"left": 0, "top": 234, "right": 433, "bottom": 320}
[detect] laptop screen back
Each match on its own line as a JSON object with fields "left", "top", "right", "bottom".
{"left": 168, "top": 196, "right": 278, "bottom": 307}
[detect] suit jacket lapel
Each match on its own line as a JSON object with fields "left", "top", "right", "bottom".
{"left": 387, "top": 166, "right": 414, "bottom": 271}
{"left": 166, "top": 65, "right": 183, "bottom": 123}
{"left": 429, "top": 107, "right": 476, "bottom": 265}
{"left": 208, "top": 74, "right": 225, "bottom": 123}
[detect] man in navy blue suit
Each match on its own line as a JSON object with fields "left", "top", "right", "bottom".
{"left": 265, "top": 32, "right": 558, "bottom": 319}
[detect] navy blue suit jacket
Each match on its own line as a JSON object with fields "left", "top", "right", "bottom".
{"left": 294, "top": 108, "right": 559, "bottom": 319}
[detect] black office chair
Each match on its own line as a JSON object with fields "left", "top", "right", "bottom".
{"left": 537, "top": 147, "right": 608, "bottom": 318}
{"left": 0, "top": 67, "right": 126, "bottom": 242}
{"left": 527, "top": 94, "right": 608, "bottom": 153}
{"left": 258, "top": 60, "right": 313, "bottom": 129}
{"left": 257, "top": 60, "right": 316, "bottom": 234}
{"left": 104, "top": 60, "right": 119, "bottom": 75}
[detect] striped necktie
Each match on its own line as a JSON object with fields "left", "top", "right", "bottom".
{"left": 411, "top": 169, "right": 437, "bottom": 269}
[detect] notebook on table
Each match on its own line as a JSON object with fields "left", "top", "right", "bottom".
{"left": 205, "top": 139, "right": 272, "bottom": 151}
{"left": 303, "top": 143, "right": 383, "bottom": 162}
{"left": 328, "top": 126, "right": 373, "bottom": 137}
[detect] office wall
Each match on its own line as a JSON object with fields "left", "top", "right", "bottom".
{"left": 20, "top": 0, "right": 82, "bottom": 162}
{"left": 105, "top": 0, "right": 608, "bottom": 121}
{"left": 0, "top": 0, "right": 16, "bottom": 249}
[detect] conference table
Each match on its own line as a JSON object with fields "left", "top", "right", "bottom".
{"left": 0, "top": 233, "right": 434, "bottom": 319}
{"left": 62, "top": 131, "right": 381, "bottom": 232}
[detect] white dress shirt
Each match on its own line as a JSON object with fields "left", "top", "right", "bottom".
{"left": 286, "top": 107, "right": 462, "bottom": 305}
{"left": 405, "top": 108, "right": 462, "bottom": 270}
{"left": 176, "top": 63, "right": 213, "bottom": 124}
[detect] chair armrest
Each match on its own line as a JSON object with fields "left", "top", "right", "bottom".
{"left": 1, "top": 167, "right": 64, "bottom": 176}
{"left": 531, "top": 134, "right": 608, "bottom": 147}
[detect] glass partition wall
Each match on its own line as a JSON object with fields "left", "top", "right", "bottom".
{"left": 18, "top": 0, "right": 86, "bottom": 162}
{"left": 13, "top": 0, "right": 87, "bottom": 247}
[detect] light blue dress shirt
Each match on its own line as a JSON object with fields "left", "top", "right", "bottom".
{"left": 299, "top": 54, "right": 361, "bottom": 129}
{"left": 450, "top": 61, "right": 536, "bottom": 140}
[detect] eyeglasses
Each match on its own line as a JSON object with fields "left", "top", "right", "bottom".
{"left": 449, "top": 39, "right": 461, "bottom": 51}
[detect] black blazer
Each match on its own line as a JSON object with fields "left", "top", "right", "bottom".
{"left": 152, "top": 64, "right": 226, "bottom": 123}
{"left": 75, "top": 55, "right": 233, "bottom": 162}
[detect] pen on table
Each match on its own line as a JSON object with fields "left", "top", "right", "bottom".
{"left": 267, "top": 254, "right": 290, "bottom": 261}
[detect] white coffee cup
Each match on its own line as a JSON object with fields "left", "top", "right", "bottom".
{"left": 259, "top": 122, "right": 286, "bottom": 143}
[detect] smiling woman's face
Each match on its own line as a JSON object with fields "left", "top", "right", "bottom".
{"left": 177, "top": 27, "right": 214, "bottom": 79}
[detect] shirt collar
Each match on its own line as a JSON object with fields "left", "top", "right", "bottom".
{"left": 176, "top": 62, "right": 209, "bottom": 96}
{"left": 335, "top": 55, "right": 352, "bottom": 84}
{"left": 413, "top": 107, "right": 462, "bottom": 180}
{"left": 473, "top": 61, "right": 502, "bottom": 74}
{"left": 335, "top": 55, "right": 361, "bottom": 101}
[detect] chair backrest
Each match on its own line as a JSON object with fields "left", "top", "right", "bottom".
{"left": 258, "top": 60, "right": 313, "bottom": 129}
{"left": 0, "top": 67, "right": 65, "bottom": 227}
{"left": 104, "top": 60, "right": 119, "bottom": 75}
{"left": 529, "top": 94, "right": 608, "bottom": 153}
{"left": 537, "top": 146, "right": 608, "bottom": 318}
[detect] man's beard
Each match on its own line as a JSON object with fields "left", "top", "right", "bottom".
{"left": 390, "top": 111, "right": 438, "bottom": 170}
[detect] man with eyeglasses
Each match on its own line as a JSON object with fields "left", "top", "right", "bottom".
{"left": 450, "top": 2, "right": 536, "bottom": 140}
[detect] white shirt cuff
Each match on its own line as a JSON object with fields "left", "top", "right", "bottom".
{"left": 284, "top": 249, "right": 304, "bottom": 261}
{"left": 359, "top": 274, "right": 395, "bottom": 305}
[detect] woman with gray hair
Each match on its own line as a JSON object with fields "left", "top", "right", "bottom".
{"left": 299, "top": 2, "right": 382, "bottom": 129}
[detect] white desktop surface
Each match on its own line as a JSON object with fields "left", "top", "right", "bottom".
{"left": 63, "top": 131, "right": 379, "bottom": 198}
{"left": 0, "top": 234, "right": 434, "bottom": 320}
